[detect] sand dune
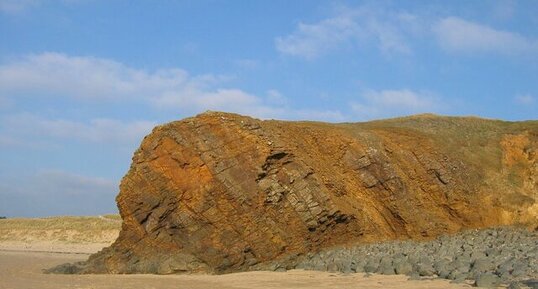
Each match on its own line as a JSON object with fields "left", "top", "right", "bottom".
{"left": 0, "top": 215, "right": 120, "bottom": 254}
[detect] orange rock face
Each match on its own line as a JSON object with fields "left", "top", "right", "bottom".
{"left": 82, "top": 112, "right": 537, "bottom": 274}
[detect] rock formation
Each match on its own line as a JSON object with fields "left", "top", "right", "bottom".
{"left": 69, "top": 112, "right": 537, "bottom": 274}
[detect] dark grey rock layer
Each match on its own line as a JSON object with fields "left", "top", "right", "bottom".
{"left": 255, "top": 227, "right": 537, "bottom": 288}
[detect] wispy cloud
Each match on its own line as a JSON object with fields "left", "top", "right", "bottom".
{"left": 0, "top": 169, "right": 118, "bottom": 217}
{"left": 33, "top": 169, "right": 116, "bottom": 196}
{"left": 0, "top": 52, "right": 344, "bottom": 121}
{"left": 0, "top": 134, "right": 57, "bottom": 149}
{"left": 0, "top": 0, "right": 88, "bottom": 14}
{"left": 0, "top": 0, "right": 39, "bottom": 13}
{"left": 492, "top": 0, "right": 516, "bottom": 20}
{"left": 275, "top": 6, "right": 415, "bottom": 59}
{"left": 2, "top": 113, "right": 156, "bottom": 145}
{"left": 433, "top": 17, "right": 538, "bottom": 54}
{"left": 233, "top": 59, "right": 260, "bottom": 70}
{"left": 0, "top": 52, "right": 194, "bottom": 101}
{"left": 351, "top": 89, "right": 442, "bottom": 120}
{"left": 514, "top": 94, "right": 535, "bottom": 105}
{"left": 278, "top": 5, "right": 538, "bottom": 59}
{"left": 275, "top": 14, "right": 358, "bottom": 59}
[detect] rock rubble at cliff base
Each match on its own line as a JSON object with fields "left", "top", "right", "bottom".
{"left": 256, "top": 227, "right": 537, "bottom": 288}
{"left": 46, "top": 227, "right": 537, "bottom": 288}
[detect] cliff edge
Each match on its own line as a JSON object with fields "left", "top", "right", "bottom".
{"left": 68, "top": 112, "right": 537, "bottom": 274}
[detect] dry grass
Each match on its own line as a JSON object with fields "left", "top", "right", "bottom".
{"left": 0, "top": 215, "right": 121, "bottom": 244}
{"left": 357, "top": 115, "right": 538, "bottom": 182}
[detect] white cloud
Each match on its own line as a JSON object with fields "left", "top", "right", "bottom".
{"left": 0, "top": 169, "right": 118, "bottom": 217}
{"left": 234, "top": 59, "right": 260, "bottom": 70}
{"left": 0, "top": 0, "right": 88, "bottom": 14}
{"left": 289, "top": 109, "right": 345, "bottom": 122}
{"left": 492, "top": 0, "right": 516, "bottom": 20}
{"left": 33, "top": 169, "right": 116, "bottom": 196}
{"left": 0, "top": 52, "right": 344, "bottom": 122}
{"left": 2, "top": 113, "right": 156, "bottom": 145}
{"left": 275, "top": 6, "right": 415, "bottom": 59}
{"left": 515, "top": 94, "right": 535, "bottom": 105}
{"left": 278, "top": 6, "right": 538, "bottom": 58}
{"left": 0, "top": 135, "right": 25, "bottom": 147}
{"left": 156, "top": 88, "right": 263, "bottom": 114}
{"left": 266, "top": 89, "right": 288, "bottom": 106}
{"left": 366, "top": 18, "right": 411, "bottom": 54}
{"left": 0, "top": 52, "right": 193, "bottom": 101}
{"left": 0, "top": 96, "right": 13, "bottom": 109}
{"left": 0, "top": 0, "right": 38, "bottom": 13}
{"left": 351, "top": 89, "right": 442, "bottom": 120}
{"left": 276, "top": 15, "right": 359, "bottom": 59}
{"left": 0, "top": 134, "right": 57, "bottom": 149}
{"left": 433, "top": 17, "right": 538, "bottom": 54}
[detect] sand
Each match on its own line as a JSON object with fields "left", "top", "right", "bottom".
{"left": 0, "top": 241, "right": 113, "bottom": 254}
{"left": 0, "top": 244, "right": 474, "bottom": 289}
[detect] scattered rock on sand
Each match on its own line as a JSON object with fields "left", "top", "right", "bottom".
{"left": 278, "top": 227, "right": 537, "bottom": 288}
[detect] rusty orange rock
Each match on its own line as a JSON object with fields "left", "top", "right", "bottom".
{"left": 79, "top": 112, "right": 537, "bottom": 274}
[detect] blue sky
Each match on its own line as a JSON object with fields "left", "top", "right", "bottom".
{"left": 0, "top": 0, "right": 537, "bottom": 217}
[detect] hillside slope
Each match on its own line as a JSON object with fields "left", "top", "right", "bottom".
{"left": 76, "top": 112, "right": 537, "bottom": 274}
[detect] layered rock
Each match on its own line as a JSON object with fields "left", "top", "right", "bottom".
{"left": 74, "top": 112, "right": 537, "bottom": 274}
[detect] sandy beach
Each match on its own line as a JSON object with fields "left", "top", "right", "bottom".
{"left": 0, "top": 247, "right": 475, "bottom": 289}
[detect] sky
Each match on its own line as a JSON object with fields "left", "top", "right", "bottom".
{"left": 0, "top": 0, "right": 537, "bottom": 217}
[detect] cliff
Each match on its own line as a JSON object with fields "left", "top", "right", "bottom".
{"left": 75, "top": 112, "right": 537, "bottom": 274}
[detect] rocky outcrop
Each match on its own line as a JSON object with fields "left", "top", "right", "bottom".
{"left": 62, "top": 112, "right": 537, "bottom": 274}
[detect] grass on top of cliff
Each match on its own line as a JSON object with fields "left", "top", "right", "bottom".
{"left": 0, "top": 215, "right": 121, "bottom": 243}
{"left": 358, "top": 114, "right": 537, "bottom": 166}
{"left": 362, "top": 114, "right": 536, "bottom": 136}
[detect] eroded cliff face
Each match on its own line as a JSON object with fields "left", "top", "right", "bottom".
{"left": 81, "top": 112, "right": 537, "bottom": 274}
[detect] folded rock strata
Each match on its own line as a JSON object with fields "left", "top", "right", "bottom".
{"left": 70, "top": 112, "right": 537, "bottom": 274}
